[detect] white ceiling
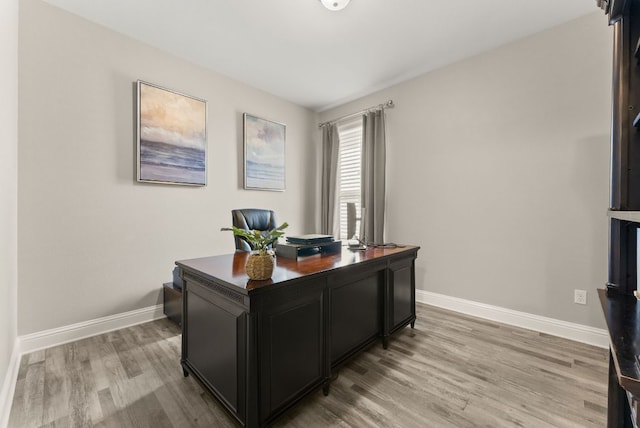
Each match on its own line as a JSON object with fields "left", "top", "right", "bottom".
{"left": 43, "top": 0, "right": 599, "bottom": 112}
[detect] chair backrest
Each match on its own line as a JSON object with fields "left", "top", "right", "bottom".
{"left": 231, "top": 209, "right": 278, "bottom": 252}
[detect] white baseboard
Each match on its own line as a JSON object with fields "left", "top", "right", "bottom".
{"left": 0, "top": 338, "right": 21, "bottom": 428}
{"left": 19, "top": 304, "right": 166, "bottom": 355}
{"left": 416, "top": 290, "right": 609, "bottom": 349}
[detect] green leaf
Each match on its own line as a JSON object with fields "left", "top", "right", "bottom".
{"left": 223, "top": 222, "right": 289, "bottom": 251}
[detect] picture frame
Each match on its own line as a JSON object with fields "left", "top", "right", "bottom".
{"left": 243, "top": 113, "right": 286, "bottom": 191}
{"left": 137, "top": 80, "right": 207, "bottom": 186}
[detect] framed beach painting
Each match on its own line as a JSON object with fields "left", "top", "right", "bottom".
{"left": 243, "top": 114, "right": 286, "bottom": 191}
{"left": 137, "top": 80, "right": 207, "bottom": 186}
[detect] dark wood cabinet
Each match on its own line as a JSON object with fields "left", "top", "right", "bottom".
{"left": 184, "top": 280, "right": 246, "bottom": 414}
{"left": 598, "top": 1, "right": 640, "bottom": 426}
{"left": 176, "top": 245, "right": 419, "bottom": 428}
{"left": 162, "top": 282, "right": 182, "bottom": 325}
{"left": 387, "top": 257, "right": 416, "bottom": 338}
{"left": 258, "top": 280, "right": 326, "bottom": 419}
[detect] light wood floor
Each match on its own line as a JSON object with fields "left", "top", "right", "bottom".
{"left": 8, "top": 304, "right": 608, "bottom": 427}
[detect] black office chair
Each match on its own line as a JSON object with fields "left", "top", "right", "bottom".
{"left": 231, "top": 208, "right": 278, "bottom": 252}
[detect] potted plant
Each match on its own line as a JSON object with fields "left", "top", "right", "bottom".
{"left": 222, "top": 222, "right": 288, "bottom": 280}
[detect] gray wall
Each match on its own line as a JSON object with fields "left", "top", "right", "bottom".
{"left": 16, "top": 0, "right": 613, "bottom": 338}
{"left": 0, "top": 0, "right": 19, "bottom": 418}
{"left": 319, "top": 12, "right": 612, "bottom": 329}
{"left": 18, "top": 0, "right": 317, "bottom": 335}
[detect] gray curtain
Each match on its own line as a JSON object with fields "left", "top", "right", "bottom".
{"left": 361, "top": 109, "right": 386, "bottom": 244}
{"left": 320, "top": 123, "right": 340, "bottom": 236}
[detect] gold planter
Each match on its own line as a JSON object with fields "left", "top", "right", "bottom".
{"left": 245, "top": 253, "right": 275, "bottom": 280}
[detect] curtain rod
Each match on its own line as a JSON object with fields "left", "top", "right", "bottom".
{"left": 318, "top": 100, "right": 394, "bottom": 128}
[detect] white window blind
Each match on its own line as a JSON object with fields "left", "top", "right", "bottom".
{"left": 337, "top": 117, "right": 363, "bottom": 240}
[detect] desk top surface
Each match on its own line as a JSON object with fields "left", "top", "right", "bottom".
{"left": 598, "top": 288, "right": 640, "bottom": 397}
{"left": 176, "top": 244, "right": 419, "bottom": 293}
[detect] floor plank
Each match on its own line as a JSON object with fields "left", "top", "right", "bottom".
{"left": 8, "top": 304, "right": 608, "bottom": 427}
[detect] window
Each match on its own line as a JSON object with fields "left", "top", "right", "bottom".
{"left": 337, "top": 117, "right": 363, "bottom": 240}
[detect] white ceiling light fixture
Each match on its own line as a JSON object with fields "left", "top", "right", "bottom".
{"left": 320, "top": 0, "right": 351, "bottom": 12}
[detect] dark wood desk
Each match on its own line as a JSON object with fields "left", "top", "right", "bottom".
{"left": 599, "top": 288, "right": 640, "bottom": 427}
{"left": 176, "top": 245, "right": 419, "bottom": 428}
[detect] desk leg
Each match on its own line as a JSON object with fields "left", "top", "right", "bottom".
{"left": 245, "top": 312, "right": 259, "bottom": 428}
{"left": 607, "top": 350, "right": 634, "bottom": 427}
{"left": 323, "top": 383, "right": 330, "bottom": 396}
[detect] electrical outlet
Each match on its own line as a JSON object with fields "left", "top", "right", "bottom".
{"left": 574, "top": 289, "right": 587, "bottom": 305}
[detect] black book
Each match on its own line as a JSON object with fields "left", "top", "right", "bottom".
{"left": 286, "top": 234, "right": 334, "bottom": 245}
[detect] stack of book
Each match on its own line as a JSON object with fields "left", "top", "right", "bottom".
{"left": 276, "top": 234, "right": 341, "bottom": 258}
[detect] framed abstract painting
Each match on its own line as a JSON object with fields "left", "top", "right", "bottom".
{"left": 137, "top": 80, "right": 207, "bottom": 186}
{"left": 243, "top": 113, "right": 286, "bottom": 191}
